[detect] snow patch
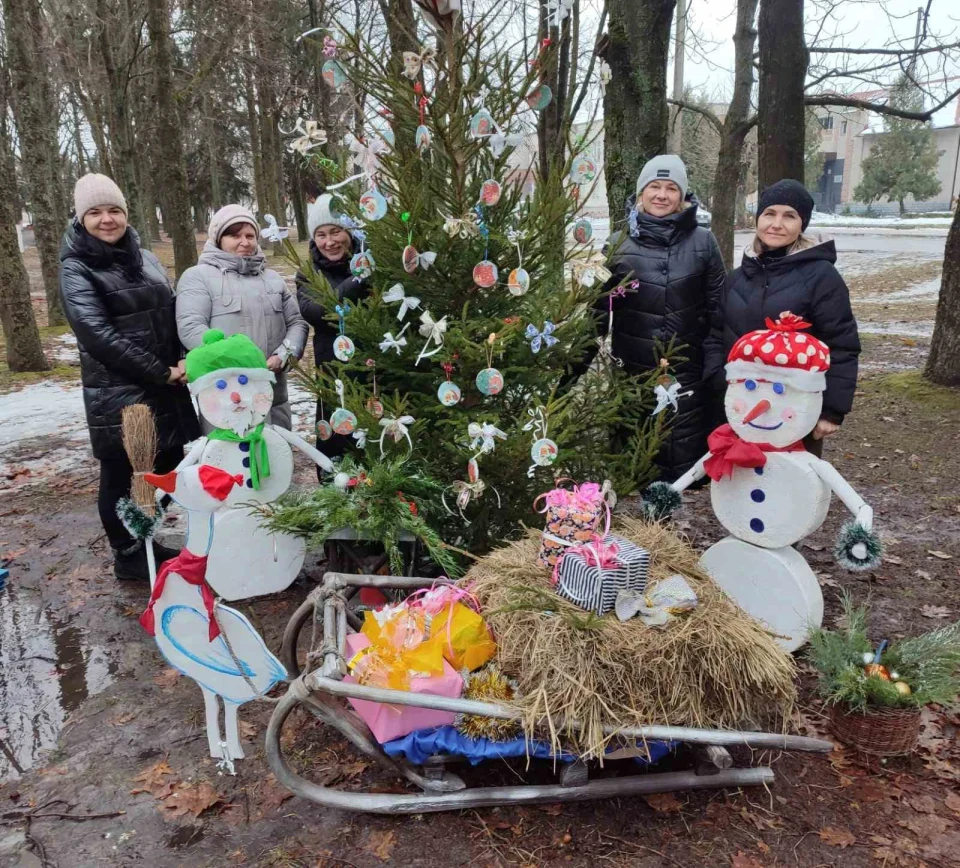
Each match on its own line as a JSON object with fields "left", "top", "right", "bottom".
{"left": 0, "top": 382, "right": 86, "bottom": 449}
{"left": 862, "top": 277, "right": 942, "bottom": 304}
{"left": 810, "top": 211, "right": 954, "bottom": 228}
{"left": 53, "top": 333, "right": 79, "bottom": 365}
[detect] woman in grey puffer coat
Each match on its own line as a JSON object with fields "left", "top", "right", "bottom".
{"left": 176, "top": 204, "right": 307, "bottom": 429}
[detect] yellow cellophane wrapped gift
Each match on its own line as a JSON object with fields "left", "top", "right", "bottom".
{"left": 430, "top": 602, "right": 497, "bottom": 672}
{"left": 351, "top": 605, "right": 447, "bottom": 691}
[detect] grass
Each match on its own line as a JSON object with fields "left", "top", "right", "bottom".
{"left": 0, "top": 325, "right": 79, "bottom": 393}
{"left": 878, "top": 370, "right": 960, "bottom": 413}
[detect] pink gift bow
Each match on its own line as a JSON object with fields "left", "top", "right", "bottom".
{"left": 535, "top": 480, "right": 606, "bottom": 513}
{"left": 406, "top": 580, "right": 485, "bottom": 661}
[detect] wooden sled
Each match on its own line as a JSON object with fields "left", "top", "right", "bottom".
{"left": 265, "top": 572, "right": 834, "bottom": 815}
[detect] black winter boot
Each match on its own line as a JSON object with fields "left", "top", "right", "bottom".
{"left": 114, "top": 541, "right": 181, "bottom": 581}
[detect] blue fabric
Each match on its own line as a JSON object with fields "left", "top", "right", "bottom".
{"left": 382, "top": 726, "right": 674, "bottom": 767}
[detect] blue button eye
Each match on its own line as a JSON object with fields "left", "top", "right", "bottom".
{"left": 216, "top": 379, "right": 227, "bottom": 390}
{"left": 238, "top": 374, "right": 249, "bottom": 385}
{"left": 773, "top": 382, "right": 785, "bottom": 395}
{"left": 745, "top": 379, "right": 757, "bottom": 391}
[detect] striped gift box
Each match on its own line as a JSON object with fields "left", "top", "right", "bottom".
{"left": 556, "top": 534, "right": 650, "bottom": 616}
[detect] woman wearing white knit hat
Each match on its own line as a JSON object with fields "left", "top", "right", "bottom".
{"left": 59, "top": 173, "right": 201, "bottom": 581}
{"left": 175, "top": 204, "right": 308, "bottom": 430}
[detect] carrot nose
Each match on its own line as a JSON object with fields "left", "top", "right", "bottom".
{"left": 145, "top": 470, "right": 177, "bottom": 493}
{"left": 742, "top": 399, "right": 771, "bottom": 424}
{"left": 230, "top": 391, "right": 241, "bottom": 404}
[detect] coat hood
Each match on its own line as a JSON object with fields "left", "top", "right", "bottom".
{"left": 60, "top": 218, "right": 144, "bottom": 276}
{"left": 198, "top": 238, "right": 266, "bottom": 276}
{"left": 740, "top": 238, "right": 837, "bottom": 277}
{"left": 624, "top": 193, "right": 700, "bottom": 247}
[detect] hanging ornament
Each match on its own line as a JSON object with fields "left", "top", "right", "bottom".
{"left": 377, "top": 414, "right": 415, "bottom": 456}
{"left": 570, "top": 154, "right": 599, "bottom": 186}
{"left": 523, "top": 406, "right": 558, "bottom": 477}
{"left": 546, "top": 0, "right": 574, "bottom": 27}
{"left": 470, "top": 86, "right": 496, "bottom": 138}
{"left": 322, "top": 35, "right": 338, "bottom": 57}
{"left": 400, "top": 212, "right": 437, "bottom": 273}
{"left": 596, "top": 285, "right": 627, "bottom": 367}
{"left": 473, "top": 260, "right": 499, "bottom": 288}
{"left": 382, "top": 283, "right": 421, "bottom": 321}
{"left": 572, "top": 218, "right": 593, "bottom": 244}
{"left": 442, "top": 212, "right": 479, "bottom": 239}
{"left": 316, "top": 394, "right": 333, "bottom": 441}
{"left": 507, "top": 232, "right": 529, "bottom": 296}
{"left": 401, "top": 46, "right": 437, "bottom": 79}
{"left": 468, "top": 421, "right": 507, "bottom": 458}
{"left": 467, "top": 457, "right": 480, "bottom": 484}
{"left": 525, "top": 321, "right": 559, "bottom": 354}
{"left": 475, "top": 332, "right": 504, "bottom": 396}
{"left": 359, "top": 187, "right": 388, "bottom": 221}
{"left": 572, "top": 259, "right": 612, "bottom": 288}
{"left": 352, "top": 428, "right": 368, "bottom": 449}
{"left": 365, "top": 359, "right": 384, "bottom": 419}
{"left": 413, "top": 83, "right": 431, "bottom": 153}
{"left": 261, "top": 214, "right": 289, "bottom": 243}
{"left": 416, "top": 310, "right": 448, "bottom": 365}
{"left": 333, "top": 302, "right": 355, "bottom": 361}
{"left": 350, "top": 247, "right": 376, "bottom": 279}
{"left": 652, "top": 361, "right": 694, "bottom": 416}
{"left": 479, "top": 179, "right": 502, "bottom": 207}
{"left": 437, "top": 361, "right": 462, "bottom": 407}
{"left": 282, "top": 118, "right": 328, "bottom": 155}
{"left": 415, "top": 125, "right": 431, "bottom": 152}
{"left": 378, "top": 322, "right": 410, "bottom": 356}
{"left": 321, "top": 59, "right": 347, "bottom": 90}
{"left": 526, "top": 83, "right": 553, "bottom": 111}
{"left": 330, "top": 379, "right": 357, "bottom": 435}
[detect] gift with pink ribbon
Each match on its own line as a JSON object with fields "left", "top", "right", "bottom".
{"left": 406, "top": 581, "right": 497, "bottom": 672}
{"left": 553, "top": 532, "right": 650, "bottom": 617}
{"left": 535, "top": 479, "right": 614, "bottom": 570}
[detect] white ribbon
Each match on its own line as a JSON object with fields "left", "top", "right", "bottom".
{"left": 345, "top": 132, "right": 387, "bottom": 177}
{"left": 379, "top": 322, "right": 410, "bottom": 356}
{"left": 408, "top": 250, "right": 437, "bottom": 271}
{"left": 261, "top": 214, "right": 289, "bottom": 243}
{"left": 441, "top": 213, "right": 479, "bottom": 239}
{"left": 416, "top": 311, "right": 448, "bottom": 365}
{"left": 382, "top": 284, "right": 421, "bottom": 320}
{"left": 468, "top": 422, "right": 506, "bottom": 456}
{"left": 378, "top": 415, "right": 415, "bottom": 456}
{"left": 546, "top": 0, "right": 574, "bottom": 27}
{"left": 573, "top": 261, "right": 612, "bottom": 288}
{"left": 488, "top": 131, "right": 524, "bottom": 158}
{"left": 282, "top": 118, "right": 328, "bottom": 155}
{"left": 353, "top": 428, "right": 368, "bottom": 449}
{"left": 652, "top": 381, "right": 694, "bottom": 416}
{"left": 401, "top": 47, "right": 437, "bottom": 79}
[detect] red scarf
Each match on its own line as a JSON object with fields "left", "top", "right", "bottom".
{"left": 140, "top": 550, "right": 220, "bottom": 642}
{"left": 703, "top": 424, "right": 805, "bottom": 482}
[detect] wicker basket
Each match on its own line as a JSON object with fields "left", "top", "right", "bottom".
{"left": 829, "top": 704, "right": 921, "bottom": 756}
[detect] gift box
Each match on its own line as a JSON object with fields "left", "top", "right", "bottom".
{"left": 537, "top": 482, "right": 607, "bottom": 570}
{"left": 408, "top": 585, "right": 497, "bottom": 672}
{"left": 344, "top": 631, "right": 464, "bottom": 743}
{"left": 555, "top": 533, "right": 650, "bottom": 616}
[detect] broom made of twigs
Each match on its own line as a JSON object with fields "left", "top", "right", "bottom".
{"left": 117, "top": 404, "right": 164, "bottom": 539}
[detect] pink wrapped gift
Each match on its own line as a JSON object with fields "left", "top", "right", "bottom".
{"left": 343, "top": 632, "right": 464, "bottom": 744}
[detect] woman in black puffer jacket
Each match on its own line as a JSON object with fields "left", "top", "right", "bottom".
{"left": 703, "top": 180, "right": 860, "bottom": 454}
{"left": 597, "top": 155, "right": 726, "bottom": 481}
{"left": 59, "top": 174, "right": 200, "bottom": 581}
{"left": 295, "top": 194, "right": 370, "bottom": 470}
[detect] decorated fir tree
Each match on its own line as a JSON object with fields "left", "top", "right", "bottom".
{"left": 284, "top": 6, "right": 670, "bottom": 549}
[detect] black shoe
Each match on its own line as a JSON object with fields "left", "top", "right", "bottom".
{"left": 114, "top": 542, "right": 181, "bottom": 582}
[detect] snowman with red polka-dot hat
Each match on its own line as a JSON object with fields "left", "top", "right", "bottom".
{"left": 175, "top": 329, "right": 335, "bottom": 600}
{"left": 643, "top": 312, "right": 881, "bottom": 652}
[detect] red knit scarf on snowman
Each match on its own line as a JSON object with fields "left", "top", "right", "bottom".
{"left": 140, "top": 550, "right": 220, "bottom": 642}
{"left": 703, "top": 424, "right": 805, "bottom": 482}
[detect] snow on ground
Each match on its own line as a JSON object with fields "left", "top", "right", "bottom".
{"left": 53, "top": 333, "right": 79, "bottom": 364}
{"left": 858, "top": 321, "right": 934, "bottom": 338}
{"left": 288, "top": 378, "right": 317, "bottom": 438}
{"left": 0, "top": 382, "right": 86, "bottom": 449}
{"left": 809, "top": 211, "right": 954, "bottom": 228}
{"left": 862, "top": 277, "right": 941, "bottom": 304}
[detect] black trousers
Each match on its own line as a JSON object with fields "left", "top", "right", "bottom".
{"left": 315, "top": 401, "right": 352, "bottom": 482}
{"left": 97, "top": 446, "right": 183, "bottom": 551}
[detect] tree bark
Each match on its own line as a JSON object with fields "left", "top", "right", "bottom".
{"left": 2, "top": 0, "right": 67, "bottom": 326}
{"left": 712, "top": 0, "right": 759, "bottom": 267}
{"left": 757, "top": 0, "right": 808, "bottom": 188}
{"left": 380, "top": 0, "right": 418, "bottom": 57}
{"left": 925, "top": 206, "right": 960, "bottom": 385}
{"left": 602, "top": 0, "right": 676, "bottom": 227}
{"left": 146, "top": 0, "right": 197, "bottom": 276}
{"left": 244, "top": 60, "right": 267, "bottom": 221}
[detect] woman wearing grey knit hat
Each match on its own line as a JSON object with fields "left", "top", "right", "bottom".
{"left": 175, "top": 204, "right": 308, "bottom": 431}
{"left": 59, "top": 173, "right": 201, "bottom": 581}
{"left": 581, "top": 154, "right": 726, "bottom": 482}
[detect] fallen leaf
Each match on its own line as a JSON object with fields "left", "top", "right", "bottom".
{"left": 539, "top": 803, "right": 563, "bottom": 816}
{"left": 239, "top": 720, "right": 257, "bottom": 741}
{"left": 884, "top": 555, "right": 904, "bottom": 565}
{"left": 131, "top": 760, "right": 175, "bottom": 799}
{"left": 819, "top": 826, "right": 856, "bottom": 848}
{"left": 916, "top": 569, "right": 933, "bottom": 580}
{"left": 945, "top": 791, "right": 960, "bottom": 817}
{"left": 927, "top": 550, "right": 953, "bottom": 560}
{"left": 920, "top": 830, "right": 960, "bottom": 864}
{"left": 162, "top": 782, "right": 222, "bottom": 818}
{"left": 154, "top": 668, "right": 181, "bottom": 688}
{"left": 898, "top": 814, "right": 953, "bottom": 837}
{"left": 255, "top": 776, "right": 293, "bottom": 815}
{"left": 363, "top": 829, "right": 396, "bottom": 862}
{"left": 730, "top": 852, "right": 764, "bottom": 868}
{"left": 907, "top": 794, "right": 938, "bottom": 814}
{"left": 921, "top": 605, "right": 952, "bottom": 619}
{"left": 642, "top": 792, "right": 683, "bottom": 814}
{"left": 109, "top": 712, "right": 136, "bottom": 726}
{"left": 756, "top": 841, "right": 770, "bottom": 855}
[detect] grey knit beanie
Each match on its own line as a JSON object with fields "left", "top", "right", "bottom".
{"left": 307, "top": 194, "right": 346, "bottom": 238}
{"left": 208, "top": 204, "right": 259, "bottom": 245}
{"left": 636, "top": 155, "right": 688, "bottom": 200}
{"left": 74, "top": 174, "right": 127, "bottom": 218}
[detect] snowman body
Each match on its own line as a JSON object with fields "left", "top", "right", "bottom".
{"left": 196, "top": 429, "right": 294, "bottom": 506}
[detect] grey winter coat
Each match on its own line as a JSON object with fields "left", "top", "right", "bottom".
{"left": 175, "top": 241, "right": 308, "bottom": 428}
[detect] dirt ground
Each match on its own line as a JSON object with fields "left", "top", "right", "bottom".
{"left": 1, "top": 238, "right": 959, "bottom": 868}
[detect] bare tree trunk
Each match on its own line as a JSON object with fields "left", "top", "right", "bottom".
{"left": 0, "top": 70, "right": 48, "bottom": 372}
{"left": 925, "top": 206, "right": 960, "bottom": 385}
{"left": 244, "top": 61, "right": 267, "bottom": 220}
{"left": 2, "top": 0, "right": 67, "bottom": 326}
{"left": 712, "top": 0, "right": 758, "bottom": 267}
{"left": 602, "top": 0, "right": 676, "bottom": 228}
{"left": 536, "top": 6, "right": 573, "bottom": 180}
{"left": 379, "top": 0, "right": 418, "bottom": 57}
{"left": 757, "top": 0, "right": 807, "bottom": 188}
{"left": 202, "top": 91, "right": 223, "bottom": 211}
{"left": 146, "top": 0, "right": 198, "bottom": 276}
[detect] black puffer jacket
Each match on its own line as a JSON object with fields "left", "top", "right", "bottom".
{"left": 703, "top": 240, "right": 860, "bottom": 424}
{"left": 59, "top": 220, "right": 200, "bottom": 460}
{"left": 601, "top": 197, "right": 726, "bottom": 480}
{"left": 295, "top": 239, "right": 370, "bottom": 363}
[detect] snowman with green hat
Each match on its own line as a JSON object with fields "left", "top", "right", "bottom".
{"left": 176, "top": 329, "right": 334, "bottom": 598}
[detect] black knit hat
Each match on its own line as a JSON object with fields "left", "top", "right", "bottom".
{"left": 757, "top": 179, "right": 815, "bottom": 231}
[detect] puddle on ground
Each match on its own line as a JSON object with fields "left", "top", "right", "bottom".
{"left": 0, "top": 584, "right": 118, "bottom": 781}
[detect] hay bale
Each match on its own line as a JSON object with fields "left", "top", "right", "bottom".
{"left": 467, "top": 517, "right": 797, "bottom": 758}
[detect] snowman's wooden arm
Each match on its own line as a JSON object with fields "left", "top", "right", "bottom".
{"left": 810, "top": 457, "right": 873, "bottom": 532}
{"left": 273, "top": 426, "right": 334, "bottom": 473}
{"left": 671, "top": 453, "right": 711, "bottom": 493}
{"left": 176, "top": 437, "right": 207, "bottom": 471}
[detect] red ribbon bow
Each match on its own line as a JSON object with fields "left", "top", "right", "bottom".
{"left": 140, "top": 550, "right": 220, "bottom": 642}
{"left": 703, "top": 424, "right": 805, "bottom": 481}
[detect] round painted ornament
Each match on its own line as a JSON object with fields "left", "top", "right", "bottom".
{"left": 315, "top": 419, "right": 333, "bottom": 441}
{"left": 473, "top": 260, "right": 499, "bottom": 288}
{"left": 415, "top": 124, "right": 431, "bottom": 152}
{"left": 437, "top": 381, "right": 462, "bottom": 407}
{"left": 402, "top": 245, "right": 421, "bottom": 275}
{"left": 350, "top": 250, "right": 376, "bottom": 279}
{"left": 333, "top": 334, "right": 356, "bottom": 362}
{"left": 359, "top": 188, "right": 388, "bottom": 221}
{"left": 470, "top": 108, "right": 495, "bottom": 138}
{"left": 366, "top": 397, "right": 384, "bottom": 419}
{"left": 321, "top": 59, "right": 347, "bottom": 91}
{"left": 572, "top": 218, "right": 593, "bottom": 244}
{"left": 531, "top": 437, "right": 559, "bottom": 468}
{"left": 479, "top": 179, "right": 502, "bottom": 207}
{"left": 569, "top": 154, "right": 598, "bottom": 186}
{"left": 526, "top": 83, "right": 553, "bottom": 111}
{"left": 507, "top": 267, "right": 530, "bottom": 296}
{"left": 475, "top": 367, "right": 504, "bottom": 396}
{"left": 330, "top": 407, "right": 357, "bottom": 436}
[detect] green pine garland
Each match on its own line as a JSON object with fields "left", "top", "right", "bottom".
{"left": 116, "top": 498, "right": 165, "bottom": 540}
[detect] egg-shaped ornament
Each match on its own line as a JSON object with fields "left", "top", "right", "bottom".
{"left": 415, "top": 124, "right": 431, "bottom": 152}
{"left": 359, "top": 188, "right": 388, "bottom": 221}
{"left": 315, "top": 419, "right": 333, "bottom": 441}
{"left": 526, "top": 83, "right": 553, "bottom": 111}
{"left": 507, "top": 267, "right": 530, "bottom": 296}
{"left": 350, "top": 250, "right": 376, "bottom": 279}
{"left": 893, "top": 681, "right": 912, "bottom": 696}
{"left": 569, "top": 154, "right": 598, "bottom": 186}
{"left": 333, "top": 334, "right": 356, "bottom": 362}
{"left": 366, "top": 397, "right": 385, "bottom": 419}
{"left": 321, "top": 59, "right": 347, "bottom": 91}
{"left": 473, "top": 260, "right": 499, "bottom": 288}
{"left": 531, "top": 438, "right": 559, "bottom": 468}
{"left": 437, "top": 381, "right": 462, "bottom": 407}
{"left": 861, "top": 652, "right": 875, "bottom": 665}
{"left": 330, "top": 407, "right": 357, "bottom": 436}
{"left": 467, "top": 457, "right": 481, "bottom": 484}
{"left": 402, "top": 245, "right": 421, "bottom": 275}
{"left": 470, "top": 108, "right": 496, "bottom": 138}
{"left": 475, "top": 368, "right": 504, "bottom": 396}
{"left": 572, "top": 218, "right": 593, "bottom": 244}
{"left": 479, "top": 179, "right": 502, "bottom": 207}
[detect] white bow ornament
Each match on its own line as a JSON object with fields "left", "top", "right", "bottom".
{"left": 615, "top": 575, "right": 698, "bottom": 626}
{"left": 377, "top": 415, "right": 415, "bottom": 456}
{"left": 283, "top": 118, "right": 328, "bottom": 155}
{"left": 652, "top": 380, "right": 694, "bottom": 416}
{"left": 379, "top": 322, "right": 410, "bottom": 356}
{"left": 382, "top": 284, "right": 421, "bottom": 320}
{"left": 353, "top": 428, "right": 368, "bottom": 449}
{"left": 416, "top": 311, "right": 448, "bottom": 364}
{"left": 468, "top": 422, "right": 507, "bottom": 456}
{"left": 261, "top": 214, "right": 289, "bottom": 244}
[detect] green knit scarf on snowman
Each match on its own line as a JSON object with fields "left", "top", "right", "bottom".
{"left": 206, "top": 424, "right": 271, "bottom": 490}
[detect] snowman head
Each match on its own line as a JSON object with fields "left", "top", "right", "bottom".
{"left": 186, "top": 330, "right": 276, "bottom": 435}
{"left": 724, "top": 312, "right": 830, "bottom": 448}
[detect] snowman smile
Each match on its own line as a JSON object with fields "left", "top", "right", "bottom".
{"left": 746, "top": 420, "right": 783, "bottom": 430}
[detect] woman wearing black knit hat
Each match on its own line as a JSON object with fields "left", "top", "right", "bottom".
{"left": 703, "top": 179, "right": 861, "bottom": 454}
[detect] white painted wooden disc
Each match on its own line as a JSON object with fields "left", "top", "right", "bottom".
{"left": 206, "top": 509, "right": 306, "bottom": 600}
{"left": 700, "top": 536, "right": 823, "bottom": 652}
